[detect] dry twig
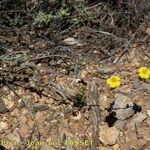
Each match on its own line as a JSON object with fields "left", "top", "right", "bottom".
{"left": 88, "top": 81, "right": 100, "bottom": 150}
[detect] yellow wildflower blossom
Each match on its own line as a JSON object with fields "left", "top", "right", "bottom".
{"left": 107, "top": 75, "right": 121, "bottom": 88}
{"left": 138, "top": 66, "right": 150, "bottom": 79}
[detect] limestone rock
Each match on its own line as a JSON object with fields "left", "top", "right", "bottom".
{"left": 125, "top": 113, "right": 147, "bottom": 130}
{"left": 114, "top": 120, "right": 127, "bottom": 131}
{"left": 63, "top": 37, "right": 82, "bottom": 46}
{"left": 99, "top": 126, "right": 120, "bottom": 146}
{"left": 113, "top": 94, "right": 132, "bottom": 109}
{"left": 115, "top": 108, "right": 135, "bottom": 120}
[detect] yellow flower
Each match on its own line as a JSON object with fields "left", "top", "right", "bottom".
{"left": 138, "top": 66, "right": 150, "bottom": 79}
{"left": 107, "top": 75, "right": 121, "bottom": 88}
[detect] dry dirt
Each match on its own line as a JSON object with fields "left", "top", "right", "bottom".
{"left": 0, "top": 22, "right": 150, "bottom": 150}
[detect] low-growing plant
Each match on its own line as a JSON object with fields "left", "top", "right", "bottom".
{"left": 33, "top": 12, "right": 55, "bottom": 26}
{"left": 73, "top": 86, "right": 86, "bottom": 108}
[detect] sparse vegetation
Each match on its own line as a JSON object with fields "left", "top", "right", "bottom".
{"left": 73, "top": 86, "right": 86, "bottom": 108}
{"left": 0, "top": 0, "right": 149, "bottom": 150}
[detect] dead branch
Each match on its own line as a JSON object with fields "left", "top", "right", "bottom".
{"left": 88, "top": 81, "right": 100, "bottom": 150}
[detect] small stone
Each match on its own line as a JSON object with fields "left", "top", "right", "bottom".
{"left": 113, "top": 94, "right": 131, "bottom": 109}
{"left": 125, "top": 131, "right": 146, "bottom": 149}
{"left": 27, "top": 119, "right": 34, "bottom": 128}
{"left": 114, "top": 120, "right": 127, "bottom": 131}
{"left": 98, "top": 66, "right": 116, "bottom": 74}
{"left": 146, "top": 27, "right": 150, "bottom": 35}
{"left": 19, "top": 125, "right": 31, "bottom": 138}
{"left": 133, "top": 80, "right": 143, "bottom": 90}
{"left": 71, "top": 111, "right": 82, "bottom": 120}
{"left": 32, "top": 103, "right": 49, "bottom": 111}
{"left": 63, "top": 37, "right": 82, "bottom": 46}
{"left": 21, "top": 108, "right": 28, "bottom": 115}
{"left": 3, "top": 98, "right": 14, "bottom": 109}
{"left": 133, "top": 80, "right": 150, "bottom": 91}
{"left": 113, "top": 143, "right": 120, "bottom": 150}
{"left": 20, "top": 116, "right": 28, "bottom": 124}
{"left": 35, "top": 111, "right": 44, "bottom": 120}
{"left": 7, "top": 131, "right": 21, "bottom": 144}
{"left": 0, "top": 99, "right": 9, "bottom": 113}
{"left": 147, "top": 119, "right": 150, "bottom": 126}
{"left": 118, "top": 85, "right": 131, "bottom": 94}
{"left": 80, "top": 70, "right": 88, "bottom": 78}
{"left": 46, "top": 98, "right": 54, "bottom": 104}
{"left": 0, "top": 121, "right": 8, "bottom": 131}
{"left": 100, "top": 95, "right": 108, "bottom": 111}
{"left": 142, "top": 141, "right": 150, "bottom": 150}
{"left": 115, "top": 107, "right": 135, "bottom": 120}
{"left": 1, "top": 116, "right": 7, "bottom": 121}
{"left": 125, "top": 113, "right": 147, "bottom": 130}
{"left": 142, "top": 83, "right": 150, "bottom": 91}
{"left": 99, "top": 126, "right": 120, "bottom": 146}
{"left": 147, "top": 110, "right": 150, "bottom": 117}
{"left": 10, "top": 108, "right": 20, "bottom": 116}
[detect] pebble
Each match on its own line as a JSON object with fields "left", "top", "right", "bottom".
{"left": 71, "top": 111, "right": 82, "bottom": 120}
{"left": 113, "top": 143, "right": 120, "bottom": 150}
{"left": 63, "top": 37, "right": 82, "bottom": 46}
{"left": 20, "top": 116, "right": 28, "bottom": 124}
{"left": 98, "top": 66, "right": 116, "bottom": 74}
{"left": 3, "top": 98, "right": 15, "bottom": 109}
{"left": 19, "top": 125, "right": 31, "bottom": 138}
{"left": 146, "top": 27, "right": 150, "bottom": 35}
{"left": 10, "top": 108, "right": 20, "bottom": 116}
{"left": 0, "top": 121, "right": 8, "bottom": 131}
{"left": 80, "top": 70, "right": 88, "bottom": 78}
{"left": 99, "top": 126, "right": 120, "bottom": 146}
{"left": 142, "top": 83, "right": 150, "bottom": 91}
{"left": 1, "top": 116, "right": 7, "bottom": 121}
{"left": 7, "top": 130, "right": 21, "bottom": 143}
{"left": 147, "top": 110, "right": 150, "bottom": 117}
{"left": 35, "top": 111, "right": 46, "bottom": 122}
{"left": 27, "top": 119, "right": 34, "bottom": 128}
{"left": 100, "top": 95, "right": 108, "bottom": 111}
{"left": 118, "top": 85, "right": 131, "bottom": 94}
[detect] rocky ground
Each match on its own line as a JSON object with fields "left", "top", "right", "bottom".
{"left": 0, "top": 1, "right": 150, "bottom": 149}
{"left": 0, "top": 24, "right": 150, "bottom": 150}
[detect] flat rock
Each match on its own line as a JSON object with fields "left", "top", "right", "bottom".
{"left": 114, "top": 107, "right": 135, "bottom": 120}
{"left": 125, "top": 131, "right": 146, "bottom": 150}
{"left": 99, "top": 126, "right": 120, "bottom": 146}
{"left": 142, "top": 141, "right": 150, "bottom": 150}
{"left": 133, "top": 80, "right": 150, "bottom": 91}
{"left": 142, "top": 83, "right": 150, "bottom": 91}
{"left": 98, "top": 66, "right": 116, "bottom": 74}
{"left": 125, "top": 113, "right": 147, "bottom": 130}
{"left": 113, "top": 94, "right": 132, "bottom": 109}
{"left": 114, "top": 120, "right": 127, "bottom": 131}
